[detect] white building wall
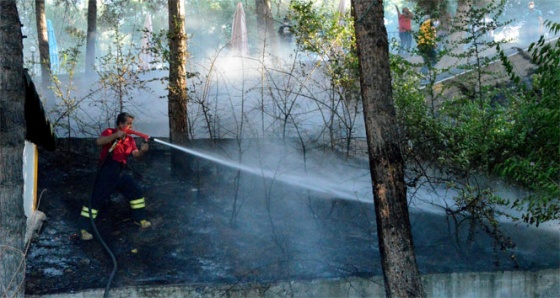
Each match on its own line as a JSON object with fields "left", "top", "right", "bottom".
{"left": 23, "top": 140, "right": 38, "bottom": 218}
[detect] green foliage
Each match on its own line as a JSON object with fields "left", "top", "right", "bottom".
{"left": 390, "top": 8, "right": 559, "bottom": 265}
{"left": 392, "top": 56, "right": 431, "bottom": 144}
{"left": 397, "top": 17, "right": 559, "bottom": 228}
{"left": 288, "top": 0, "right": 362, "bottom": 152}
{"left": 438, "top": 0, "right": 509, "bottom": 103}
{"left": 49, "top": 32, "right": 87, "bottom": 138}
{"left": 47, "top": 27, "right": 99, "bottom": 138}
{"left": 95, "top": 25, "right": 155, "bottom": 116}
{"left": 494, "top": 23, "right": 560, "bottom": 225}
{"left": 393, "top": 61, "right": 521, "bottom": 265}
{"left": 391, "top": 9, "right": 522, "bottom": 263}
{"left": 400, "top": 1, "right": 514, "bottom": 169}
{"left": 289, "top": 0, "right": 358, "bottom": 86}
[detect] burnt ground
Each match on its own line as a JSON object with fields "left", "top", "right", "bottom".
{"left": 26, "top": 138, "right": 560, "bottom": 295}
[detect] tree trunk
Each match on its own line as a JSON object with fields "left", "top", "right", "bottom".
{"left": 168, "top": 0, "right": 190, "bottom": 176}
{"left": 351, "top": 0, "right": 425, "bottom": 297}
{"left": 85, "top": 0, "right": 97, "bottom": 73}
{"left": 0, "top": 1, "right": 27, "bottom": 297}
{"left": 35, "top": 0, "right": 50, "bottom": 87}
{"left": 255, "top": 0, "right": 277, "bottom": 57}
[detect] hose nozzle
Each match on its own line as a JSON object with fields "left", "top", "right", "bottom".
{"left": 126, "top": 129, "right": 150, "bottom": 142}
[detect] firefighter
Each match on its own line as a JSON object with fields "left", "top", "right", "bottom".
{"left": 79, "top": 112, "right": 151, "bottom": 240}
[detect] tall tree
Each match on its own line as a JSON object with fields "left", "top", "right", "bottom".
{"left": 0, "top": 1, "right": 27, "bottom": 297}
{"left": 255, "top": 0, "right": 278, "bottom": 56}
{"left": 351, "top": 0, "right": 425, "bottom": 297}
{"left": 35, "top": 0, "right": 51, "bottom": 86}
{"left": 85, "top": 0, "right": 97, "bottom": 73}
{"left": 168, "top": 0, "right": 189, "bottom": 174}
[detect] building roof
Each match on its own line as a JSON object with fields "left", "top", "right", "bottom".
{"left": 24, "top": 70, "right": 56, "bottom": 151}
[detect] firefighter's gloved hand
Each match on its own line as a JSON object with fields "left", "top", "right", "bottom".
{"left": 114, "top": 130, "right": 126, "bottom": 139}
{"left": 140, "top": 142, "right": 149, "bottom": 153}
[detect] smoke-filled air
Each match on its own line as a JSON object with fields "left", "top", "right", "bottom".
{"left": 15, "top": 0, "right": 560, "bottom": 296}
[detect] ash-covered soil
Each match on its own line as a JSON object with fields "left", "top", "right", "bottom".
{"left": 25, "top": 138, "right": 559, "bottom": 295}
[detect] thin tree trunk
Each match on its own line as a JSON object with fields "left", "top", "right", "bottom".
{"left": 35, "top": 0, "right": 50, "bottom": 87}
{"left": 0, "top": 1, "right": 27, "bottom": 297}
{"left": 255, "top": 0, "right": 278, "bottom": 57}
{"left": 449, "top": 0, "right": 471, "bottom": 54}
{"left": 85, "top": 0, "right": 97, "bottom": 73}
{"left": 168, "top": 0, "right": 190, "bottom": 176}
{"left": 351, "top": 0, "right": 425, "bottom": 297}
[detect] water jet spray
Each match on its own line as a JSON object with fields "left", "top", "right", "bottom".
{"left": 122, "top": 132, "right": 364, "bottom": 200}
{"left": 152, "top": 138, "right": 359, "bottom": 199}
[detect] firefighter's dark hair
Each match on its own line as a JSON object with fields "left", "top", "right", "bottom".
{"left": 116, "top": 112, "right": 135, "bottom": 126}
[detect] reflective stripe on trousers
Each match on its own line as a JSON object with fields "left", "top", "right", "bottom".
{"left": 130, "top": 197, "right": 146, "bottom": 209}
{"left": 80, "top": 206, "right": 99, "bottom": 218}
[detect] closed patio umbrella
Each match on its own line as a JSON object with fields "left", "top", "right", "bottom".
{"left": 231, "top": 2, "right": 249, "bottom": 57}
{"left": 139, "top": 14, "right": 153, "bottom": 69}
{"left": 47, "top": 19, "right": 59, "bottom": 74}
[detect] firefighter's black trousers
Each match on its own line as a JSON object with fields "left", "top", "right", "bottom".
{"left": 79, "top": 158, "right": 147, "bottom": 229}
